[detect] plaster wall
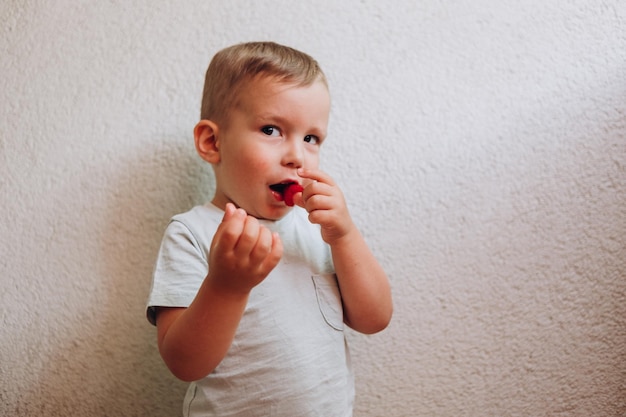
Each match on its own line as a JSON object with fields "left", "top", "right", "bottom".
{"left": 1, "top": 1, "right": 625, "bottom": 416}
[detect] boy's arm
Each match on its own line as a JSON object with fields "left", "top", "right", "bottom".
{"left": 296, "top": 169, "right": 393, "bottom": 334}
{"left": 155, "top": 204, "right": 283, "bottom": 382}
{"left": 328, "top": 227, "right": 392, "bottom": 334}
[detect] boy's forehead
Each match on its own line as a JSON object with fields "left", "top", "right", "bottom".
{"left": 248, "top": 73, "right": 327, "bottom": 94}
{"left": 237, "top": 75, "right": 329, "bottom": 110}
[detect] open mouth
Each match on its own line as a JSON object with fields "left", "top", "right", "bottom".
{"left": 269, "top": 182, "right": 303, "bottom": 206}
{"left": 269, "top": 182, "right": 295, "bottom": 195}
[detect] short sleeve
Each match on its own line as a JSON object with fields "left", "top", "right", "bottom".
{"left": 146, "top": 219, "right": 209, "bottom": 325}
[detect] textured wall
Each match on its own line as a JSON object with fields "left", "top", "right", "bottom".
{"left": 1, "top": 1, "right": 625, "bottom": 416}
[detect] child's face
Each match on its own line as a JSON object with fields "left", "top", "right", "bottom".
{"left": 211, "top": 76, "right": 330, "bottom": 220}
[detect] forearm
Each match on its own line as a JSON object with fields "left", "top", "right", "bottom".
{"left": 157, "top": 278, "right": 249, "bottom": 382}
{"left": 331, "top": 227, "right": 393, "bottom": 334}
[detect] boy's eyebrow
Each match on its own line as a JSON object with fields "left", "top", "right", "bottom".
{"left": 255, "top": 112, "right": 289, "bottom": 123}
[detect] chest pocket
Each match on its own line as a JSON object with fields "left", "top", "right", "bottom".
{"left": 312, "top": 274, "right": 344, "bottom": 331}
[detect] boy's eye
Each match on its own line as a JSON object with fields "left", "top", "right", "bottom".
{"left": 261, "top": 126, "right": 281, "bottom": 137}
{"left": 304, "top": 135, "right": 319, "bottom": 145}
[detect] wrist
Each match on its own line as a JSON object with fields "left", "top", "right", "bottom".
{"left": 205, "top": 272, "right": 254, "bottom": 299}
{"left": 326, "top": 223, "right": 360, "bottom": 248}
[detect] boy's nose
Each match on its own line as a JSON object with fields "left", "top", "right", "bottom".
{"left": 282, "top": 139, "right": 304, "bottom": 168}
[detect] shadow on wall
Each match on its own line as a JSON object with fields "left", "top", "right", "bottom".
{"left": 24, "top": 137, "right": 212, "bottom": 416}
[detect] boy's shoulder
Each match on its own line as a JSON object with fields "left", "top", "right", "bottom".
{"left": 165, "top": 204, "right": 224, "bottom": 250}
{"left": 172, "top": 203, "right": 223, "bottom": 225}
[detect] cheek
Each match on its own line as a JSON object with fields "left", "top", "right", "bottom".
{"left": 225, "top": 143, "right": 258, "bottom": 164}
{"left": 229, "top": 147, "right": 273, "bottom": 176}
{"left": 304, "top": 151, "right": 320, "bottom": 169}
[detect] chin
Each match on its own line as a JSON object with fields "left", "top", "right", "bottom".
{"left": 261, "top": 205, "right": 292, "bottom": 221}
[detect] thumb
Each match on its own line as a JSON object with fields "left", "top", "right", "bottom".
{"left": 293, "top": 192, "right": 306, "bottom": 209}
{"left": 222, "top": 202, "right": 237, "bottom": 221}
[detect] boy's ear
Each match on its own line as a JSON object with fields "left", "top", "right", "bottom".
{"left": 194, "top": 120, "right": 221, "bottom": 164}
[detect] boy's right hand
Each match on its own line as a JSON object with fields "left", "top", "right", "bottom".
{"left": 207, "top": 203, "right": 283, "bottom": 294}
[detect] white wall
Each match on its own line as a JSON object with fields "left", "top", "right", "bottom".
{"left": 2, "top": 1, "right": 625, "bottom": 416}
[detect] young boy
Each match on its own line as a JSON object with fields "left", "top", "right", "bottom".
{"left": 147, "top": 41, "right": 392, "bottom": 416}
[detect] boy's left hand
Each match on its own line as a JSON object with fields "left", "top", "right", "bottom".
{"left": 296, "top": 168, "right": 393, "bottom": 335}
{"left": 294, "top": 168, "right": 356, "bottom": 245}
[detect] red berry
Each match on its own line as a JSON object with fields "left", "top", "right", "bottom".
{"left": 283, "top": 183, "right": 303, "bottom": 206}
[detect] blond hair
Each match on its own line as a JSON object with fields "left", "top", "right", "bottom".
{"left": 200, "top": 42, "right": 327, "bottom": 123}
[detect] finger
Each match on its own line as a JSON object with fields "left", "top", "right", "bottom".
{"left": 304, "top": 194, "right": 336, "bottom": 212}
{"left": 249, "top": 225, "right": 273, "bottom": 265}
{"left": 234, "top": 214, "right": 261, "bottom": 257}
{"left": 212, "top": 206, "right": 247, "bottom": 252}
{"left": 297, "top": 168, "right": 336, "bottom": 186}
{"left": 293, "top": 191, "right": 305, "bottom": 208}
{"left": 260, "top": 232, "right": 283, "bottom": 272}
{"left": 302, "top": 180, "right": 334, "bottom": 198}
{"left": 301, "top": 183, "right": 338, "bottom": 213}
{"left": 307, "top": 207, "right": 338, "bottom": 226}
{"left": 223, "top": 202, "right": 236, "bottom": 221}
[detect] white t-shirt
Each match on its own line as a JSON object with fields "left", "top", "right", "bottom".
{"left": 147, "top": 204, "right": 354, "bottom": 417}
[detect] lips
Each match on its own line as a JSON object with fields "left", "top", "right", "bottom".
{"left": 269, "top": 181, "right": 303, "bottom": 206}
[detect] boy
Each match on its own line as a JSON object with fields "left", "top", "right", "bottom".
{"left": 147, "top": 41, "right": 392, "bottom": 416}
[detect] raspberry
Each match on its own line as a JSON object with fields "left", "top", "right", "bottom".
{"left": 283, "top": 183, "right": 303, "bottom": 207}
